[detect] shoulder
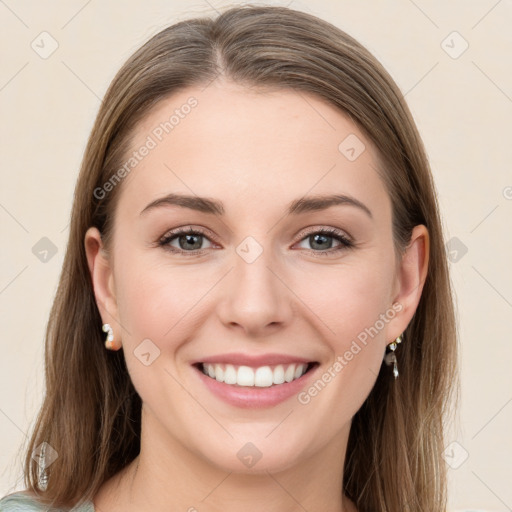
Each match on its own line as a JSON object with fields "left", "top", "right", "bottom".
{"left": 0, "top": 491, "right": 45, "bottom": 511}
{"left": 0, "top": 491, "right": 95, "bottom": 511}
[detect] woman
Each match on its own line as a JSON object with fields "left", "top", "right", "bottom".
{"left": 0, "top": 5, "right": 459, "bottom": 511}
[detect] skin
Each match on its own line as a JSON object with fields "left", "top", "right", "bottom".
{"left": 85, "top": 79, "right": 429, "bottom": 512}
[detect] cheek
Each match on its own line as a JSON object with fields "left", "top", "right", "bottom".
{"left": 292, "top": 258, "right": 394, "bottom": 391}
{"left": 115, "top": 258, "right": 197, "bottom": 341}
{"left": 293, "top": 269, "right": 393, "bottom": 416}
{"left": 112, "top": 255, "right": 202, "bottom": 401}
{"left": 294, "top": 260, "right": 394, "bottom": 339}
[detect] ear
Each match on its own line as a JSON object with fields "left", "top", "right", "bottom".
{"left": 84, "top": 227, "right": 122, "bottom": 350}
{"left": 388, "top": 224, "right": 430, "bottom": 341}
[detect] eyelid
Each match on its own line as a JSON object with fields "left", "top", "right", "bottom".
{"left": 159, "top": 225, "right": 220, "bottom": 244}
{"left": 294, "top": 225, "right": 353, "bottom": 244}
{"left": 157, "top": 224, "right": 354, "bottom": 255}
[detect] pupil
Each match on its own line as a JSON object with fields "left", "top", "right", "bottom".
{"left": 311, "top": 234, "right": 331, "bottom": 250}
{"left": 180, "top": 234, "right": 201, "bottom": 250}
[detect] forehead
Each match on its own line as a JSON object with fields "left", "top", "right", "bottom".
{"left": 116, "top": 81, "right": 390, "bottom": 222}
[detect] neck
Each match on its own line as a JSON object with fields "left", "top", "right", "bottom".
{"left": 94, "top": 407, "right": 357, "bottom": 512}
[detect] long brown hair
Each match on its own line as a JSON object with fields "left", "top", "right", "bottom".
{"left": 16, "top": 5, "right": 458, "bottom": 511}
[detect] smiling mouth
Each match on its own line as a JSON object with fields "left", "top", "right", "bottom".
{"left": 195, "top": 362, "right": 318, "bottom": 388}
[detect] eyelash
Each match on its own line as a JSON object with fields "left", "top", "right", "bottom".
{"left": 157, "top": 226, "right": 354, "bottom": 257}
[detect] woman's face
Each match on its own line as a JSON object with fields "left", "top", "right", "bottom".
{"left": 86, "top": 80, "right": 427, "bottom": 474}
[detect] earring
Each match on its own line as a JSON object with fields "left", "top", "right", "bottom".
{"left": 102, "top": 323, "right": 119, "bottom": 350}
{"left": 384, "top": 334, "right": 403, "bottom": 379}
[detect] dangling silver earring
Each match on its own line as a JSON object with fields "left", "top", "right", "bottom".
{"left": 384, "top": 334, "right": 403, "bottom": 379}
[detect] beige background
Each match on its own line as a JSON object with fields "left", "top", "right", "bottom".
{"left": 1, "top": 1, "right": 511, "bottom": 510}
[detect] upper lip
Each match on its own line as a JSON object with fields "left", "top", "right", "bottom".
{"left": 193, "top": 353, "right": 315, "bottom": 367}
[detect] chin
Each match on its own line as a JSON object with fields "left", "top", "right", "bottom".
{"left": 191, "top": 429, "right": 313, "bottom": 475}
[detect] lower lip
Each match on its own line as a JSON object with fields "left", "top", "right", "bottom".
{"left": 193, "top": 364, "right": 318, "bottom": 409}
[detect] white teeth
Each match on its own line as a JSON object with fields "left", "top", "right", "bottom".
{"left": 237, "top": 366, "right": 254, "bottom": 386}
{"left": 284, "top": 364, "right": 295, "bottom": 383}
{"left": 202, "top": 362, "right": 309, "bottom": 387}
{"left": 273, "top": 364, "right": 285, "bottom": 384}
{"left": 254, "top": 366, "right": 273, "bottom": 387}
{"left": 223, "top": 364, "right": 237, "bottom": 385}
{"left": 294, "top": 364, "right": 306, "bottom": 379}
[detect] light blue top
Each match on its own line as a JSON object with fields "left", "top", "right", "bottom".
{"left": 0, "top": 492, "right": 94, "bottom": 511}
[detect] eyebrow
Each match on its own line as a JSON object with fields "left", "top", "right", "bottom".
{"left": 140, "top": 193, "right": 372, "bottom": 219}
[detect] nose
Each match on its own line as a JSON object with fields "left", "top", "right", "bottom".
{"left": 216, "top": 243, "right": 294, "bottom": 337}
